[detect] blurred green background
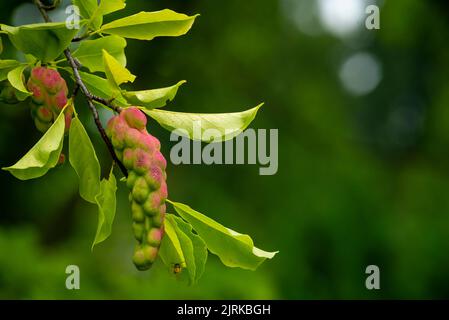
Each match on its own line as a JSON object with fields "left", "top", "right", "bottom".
{"left": 1, "top": 0, "right": 449, "bottom": 299}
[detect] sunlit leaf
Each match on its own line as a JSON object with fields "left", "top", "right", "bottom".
{"left": 143, "top": 103, "right": 263, "bottom": 142}
{"left": 0, "top": 60, "right": 21, "bottom": 81}
{"left": 7, "top": 65, "right": 31, "bottom": 101}
{"left": 2, "top": 107, "right": 66, "bottom": 180}
{"left": 170, "top": 214, "right": 207, "bottom": 284}
{"left": 102, "top": 49, "right": 135, "bottom": 90}
{"left": 73, "top": 0, "right": 101, "bottom": 29}
{"left": 168, "top": 200, "right": 278, "bottom": 271}
{"left": 159, "top": 215, "right": 186, "bottom": 268}
{"left": 69, "top": 115, "right": 101, "bottom": 204}
{"left": 73, "top": 35, "right": 127, "bottom": 73}
{"left": 99, "top": 10, "right": 198, "bottom": 40}
{"left": 123, "top": 80, "right": 185, "bottom": 109}
{"left": 97, "top": 0, "right": 126, "bottom": 16}
{"left": 166, "top": 215, "right": 196, "bottom": 284}
{"left": 77, "top": 0, "right": 126, "bottom": 30}
{"left": 77, "top": 70, "right": 128, "bottom": 107}
{"left": 92, "top": 168, "right": 117, "bottom": 249}
{"left": 1, "top": 22, "right": 81, "bottom": 62}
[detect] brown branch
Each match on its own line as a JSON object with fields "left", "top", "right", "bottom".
{"left": 35, "top": 0, "right": 128, "bottom": 177}
{"left": 34, "top": 0, "right": 51, "bottom": 22}
{"left": 64, "top": 49, "right": 128, "bottom": 177}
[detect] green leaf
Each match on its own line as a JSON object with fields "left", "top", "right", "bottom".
{"left": 97, "top": 0, "right": 126, "bottom": 16}
{"left": 77, "top": 0, "right": 126, "bottom": 30}
{"left": 98, "top": 10, "right": 198, "bottom": 41}
{"left": 170, "top": 215, "right": 208, "bottom": 284}
{"left": 2, "top": 107, "right": 66, "bottom": 180}
{"left": 166, "top": 215, "right": 196, "bottom": 284}
{"left": 123, "top": 80, "right": 185, "bottom": 109}
{"left": 73, "top": 0, "right": 101, "bottom": 29}
{"left": 1, "top": 22, "right": 81, "bottom": 62}
{"left": 102, "top": 49, "right": 135, "bottom": 90}
{"left": 69, "top": 115, "right": 101, "bottom": 204}
{"left": 92, "top": 168, "right": 117, "bottom": 250}
{"left": 159, "top": 215, "right": 186, "bottom": 268}
{"left": 168, "top": 200, "right": 278, "bottom": 271}
{"left": 73, "top": 36, "right": 127, "bottom": 73}
{"left": 77, "top": 70, "right": 128, "bottom": 107}
{"left": 0, "top": 60, "right": 21, "bottom": 81}
{"left": 7, "top": 65, "right": 31, "bottom": 101}
{"left": 143, "top": 103, "right": 263, "bottom": 142}
{"left": 0, "top": 36, "right": 3, "bottom": 55}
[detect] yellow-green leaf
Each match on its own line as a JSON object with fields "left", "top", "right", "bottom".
{"left": 2, "top": 107, "right": 66, "bottom": 180}
{"left": 143, "top": 103, "right": 263, "bottom": 142}
{"left": 1, "top": 22, "right": 81, "bottom": 62}
{"left": 92, "top": 168, "right": 117, "bottom": 250}
{"left": 123, "top": 80, "right": 185, "bottom": 109}
{"left": 159, "top": 216, "right": 186, "bottom": 268}
{"left": 73, "top": 36, "right": 127, "bottom": 73}
{"left": 69, "top": 115, "right": 101, "bottom": 204}
{"left": 168, "top": 200, "right": 278, "bottom": 271}
{"left": 169, "top": 214, "right": 207, "bottom": 284}
{"left": 77, "top": 70, "right": 128, "bottom": 107}
{"left": 7, "top": 65, "right": 31, "bottom": 101}
{"left": 0, "top": 60, "right": 21, "bottom": 81}
{"left": 99, "top": 10, "right": 198, "bottom": 40}
{"left": 102, "top": 49, "right": 135, "bottom": 90}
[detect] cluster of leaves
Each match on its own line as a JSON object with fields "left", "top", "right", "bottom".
{"left": 0, "top": 0, "right": 276, "bottom": 284}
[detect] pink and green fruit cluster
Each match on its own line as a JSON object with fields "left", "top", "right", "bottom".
{"left": 27, "top": 67, "right": 72, "bottom": 133}
{"left": 106, "top": 107, "right": 168, "bottom": 270}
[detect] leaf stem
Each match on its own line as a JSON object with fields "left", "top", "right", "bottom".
{"left": 34, "top": 0, "right": 128, "bottom": 178}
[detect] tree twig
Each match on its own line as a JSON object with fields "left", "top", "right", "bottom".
{"left": 34, "top": 0, "right": 51, "bottom": 21}
{"left": 34, "top": 0, "right": 128, "bottom": 177}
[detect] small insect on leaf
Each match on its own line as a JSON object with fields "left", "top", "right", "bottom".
{"left": 173, "top": 263, "right": 183, "bottom": 274}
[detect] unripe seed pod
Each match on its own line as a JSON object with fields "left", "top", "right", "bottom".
{"left": 0, "top": 81, "right": 20, "bottom": 104}
{"left": 131, "top": 201, "right": 145, "bottom": 223}
{"left": 132, "top": 177, "right": 149, "bottom": 204}
{"left": 27, "top": 67, "right": 72, "bottom": 133}
{"left": 143, "top": 245, "right": 158, "bottom": 263}
{"left": 122, "top": 148, "right": 135, "bottom": 169}
{"left": 142, "top": 196, "right": 158, "bottom": 216}
{"left": 123, "top": 107, "right": 147, "bottom": 130}
{"left": 126, "top": 171, "right": 138, "bottom": 189}
{"left": 152, "top": 212, "right": 165, "bottom": 228}
{"left": 133, "top": 149, "right": 151, "bottom": 175}
{"left": 132, "top": 222, "right": 145, "bottom": 241}
{"left": 106, "top": 107, "right": 167, "bottom": 270}
{"left": 147, "top": 228, "right": 163, "bottom": 246}
{"left": 35, "top": 106, "right": 53, "bottom": 122}
{"left": 132, "top": 245, "right": 150, "bottom": 271}
{"left": 124, "top": 128, "right": 142, "bottom": 147}
{"left": 144, "top": 166, "right": 163, "bottom": 190}
{"left": 34, "top": 118, "right": 52, "bottom": 133}
{"left": 112, "top": 136, "right": 124, "bottom": 150}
